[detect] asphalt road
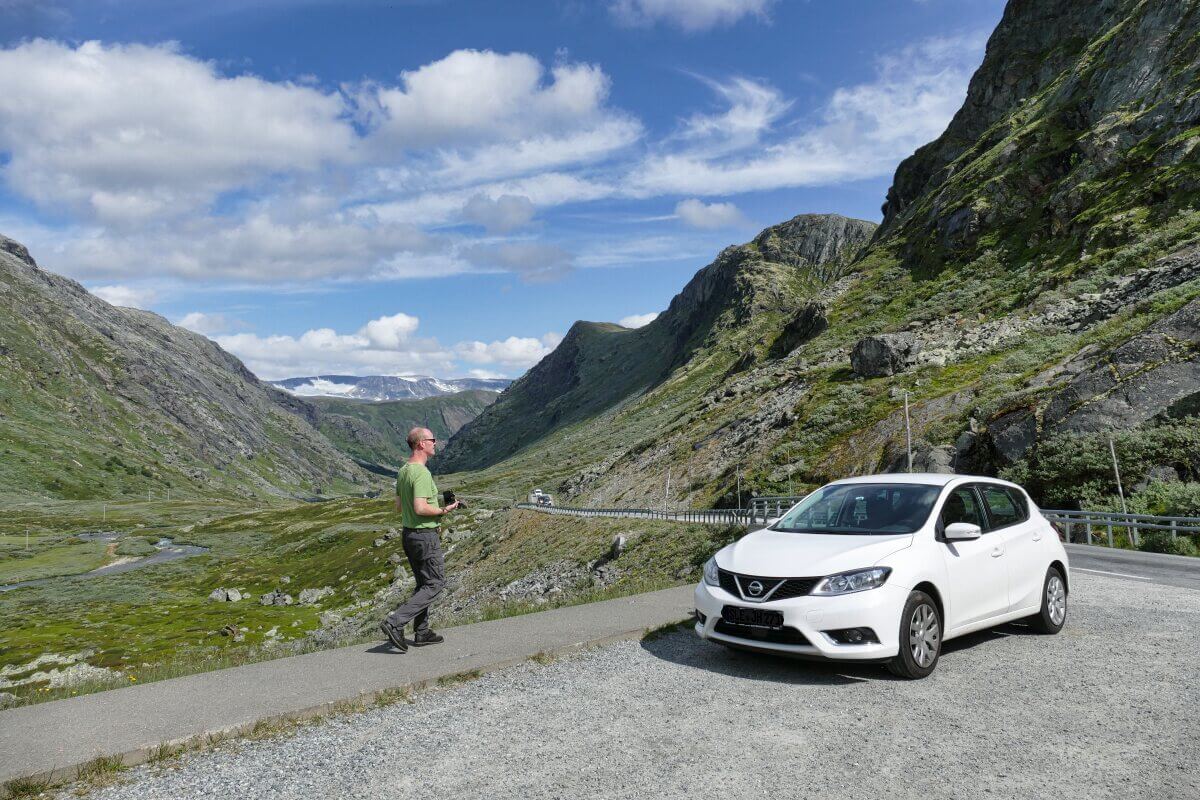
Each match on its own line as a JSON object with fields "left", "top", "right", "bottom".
{"left": 1065, "top": 544, "right": 1200, "bottom": 591}
{"left": 74, "top": 571, "right": 1200, "bottom": 800}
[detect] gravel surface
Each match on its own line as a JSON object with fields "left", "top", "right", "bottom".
{"left": 74, "top": 573, "right": 1199, "bottom": 800}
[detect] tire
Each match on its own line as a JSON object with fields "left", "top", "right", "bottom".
{"left": 1027, "top": 567, "right": 1067, "bottom": 634}
{"left": 887, "top": 590, "right": 942, "bottom": 679}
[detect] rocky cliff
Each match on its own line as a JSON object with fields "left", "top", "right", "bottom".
{"left": 0, "top": 236, "right": 370, "bottom": 499}
{"left": 442, "top": 0, "right": 1200, "bottom": 514}
{"left": 435, "top": 214, "right": 875, "bottom": 472}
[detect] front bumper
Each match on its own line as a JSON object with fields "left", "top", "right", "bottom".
{"left": 693, "top": 580, "right": 905, "bottom": 660}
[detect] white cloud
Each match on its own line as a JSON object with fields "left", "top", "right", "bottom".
{"left": 0, "top": 40, "right": 353, "bottom": 223}
{"left": 619, "top": 312, "right": 659, "bottom": 328}
{"left": 177, "top": 311, "right": 243, "bottom": 335}
{"left": 357, "top": 51, "right": 620, "bottom": 148}
{"left": 460, "top": 241, "right": 574, "bottom": 283}
{"left": 462, "top": 194, "right": 536, "bottom": 233}
{"left": 611, "top": 0, "right": 774, "bottom": 32}
{"left": 91, "top": 284, "right": 157, "bottom": 309}
{"left": 629, "top": 33, "right": 987, "bottom": 197}
{"left": 678, "top": 77, "right": 790, "bottom": 152}
{"left": 455, "top": 332, "right": 562, "bottom": 367}
{"left": 214, "top": 311, "right": 456, "bottom": 380}
{"left": 674, "top": 198, "right": 747, "bottom": 229}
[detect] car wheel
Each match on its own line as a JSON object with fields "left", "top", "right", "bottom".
{"left": 1027, "top": 567, "right": 1067, "bottom": 634}
{"left": 887, "top": 590, "right": 941, "bottom": 679}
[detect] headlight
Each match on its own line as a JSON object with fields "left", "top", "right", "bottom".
{"left": 812, "top": 567, "right": 891, "bottom": 595}
{"left": 703, "top": 557, "right": 720, "bottom": 587}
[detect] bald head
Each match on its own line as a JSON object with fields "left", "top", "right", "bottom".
{"left": 407, "top": 427, "right": 433, "bottom": 451}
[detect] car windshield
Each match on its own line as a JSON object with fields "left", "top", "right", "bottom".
{"left": 770, "top": 483, "right": 940, "bottom": 535}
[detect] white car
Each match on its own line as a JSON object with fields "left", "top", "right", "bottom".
{"left": 694, "top": 474, "right": 1068, "bottom": 678}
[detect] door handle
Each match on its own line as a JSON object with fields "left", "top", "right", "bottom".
{"left": 991, "top": 546, "right": 1004, "bottom": 558}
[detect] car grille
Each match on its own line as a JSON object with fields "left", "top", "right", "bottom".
{"left": 714, "top": 620, "right": 811, "bottom": 646}
{"left": 717, "top": 569, "right": 819, "bottom": 601}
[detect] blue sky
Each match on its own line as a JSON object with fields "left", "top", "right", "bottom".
{"left": 0, "top": 0, "right": 1006, "bottom": 380}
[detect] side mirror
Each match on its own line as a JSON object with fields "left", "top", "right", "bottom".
{"left": 944, "top": 522, "right": 982, "bottom": 541}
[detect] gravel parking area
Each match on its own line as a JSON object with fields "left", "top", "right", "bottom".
{"left": 76, "top": 572, "right": 1199, "bottom": 800}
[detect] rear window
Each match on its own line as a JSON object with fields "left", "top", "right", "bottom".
{"left": 981, "top": 485, "right": 1027, "bottom": 528}
{"left": 771, "top": 483, "right": 940, "bottom": 535}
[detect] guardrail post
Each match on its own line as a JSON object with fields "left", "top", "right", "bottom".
{"left": 1106, "top": 523, "right": 1114, "bottom": 548}
{"left": 1065, "top": 521, "right": 1072, "bottom": 544}
{"left": 1170, "top": 520, "right": 1177, "bottom": 541}
{"left": 1086, "top": 522, "right": 1092, "bottom": 545}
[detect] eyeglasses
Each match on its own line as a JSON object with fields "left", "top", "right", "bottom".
{"left": 421, "top": 438, "right": 437, "bottom": 444}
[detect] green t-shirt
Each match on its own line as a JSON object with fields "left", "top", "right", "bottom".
{"left": 396, "top": 462, "right": 439, "bottom": 529}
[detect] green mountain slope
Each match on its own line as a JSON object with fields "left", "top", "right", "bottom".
{"left": 443, "top": 0, "right": 1200, "bottom": 513}
{"left": 436, "top": 214, "right": 877, "bottom": 473}
{"left": 309, "top": 390, "right": 498, "bottom": 473}
{"left": 0, "top": 237, "right": 370, "bottom": 500}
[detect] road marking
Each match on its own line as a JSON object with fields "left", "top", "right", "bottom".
{"left": 1075, "top": 568, "right": 1153, "bottom": 581}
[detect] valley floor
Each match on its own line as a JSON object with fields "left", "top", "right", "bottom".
{"left": 57, "top": 571, "right": 1199, "bottom": 800}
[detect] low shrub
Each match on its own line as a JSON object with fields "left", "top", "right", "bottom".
{"left": 115, "top": 538, "right": 157, "bottom": 557}
{"left": 1137, "top": 531, "right": 1200, "bottom": 557}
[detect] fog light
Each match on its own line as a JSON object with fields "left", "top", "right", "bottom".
{"left": 825, "top": 627, "right": 879, "bottom": 645}
{"left": 695, "top": 610, "right": 707, "bottom": 625}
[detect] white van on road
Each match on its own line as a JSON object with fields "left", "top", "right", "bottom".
{"left": 694, "top": 474, "right": 1069, "bottom": 678}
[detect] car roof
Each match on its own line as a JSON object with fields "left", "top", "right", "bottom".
{"left": 827, "top": 473, "right": 1023, "bottom": 490}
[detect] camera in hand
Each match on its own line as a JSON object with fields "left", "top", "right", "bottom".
{"left": 443, "top": 490, "right": 465, "bottom": 510}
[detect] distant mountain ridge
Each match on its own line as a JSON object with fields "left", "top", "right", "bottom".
{"left": 272, "top": 375, "right": 511, "bottom": 401}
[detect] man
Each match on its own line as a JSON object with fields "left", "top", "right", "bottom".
{"left": 380, "top": 426, "right": 461, "bottom": 653}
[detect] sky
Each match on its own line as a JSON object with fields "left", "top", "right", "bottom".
{"left": 0, "top": 0, "right": 1006, "bottom": 381}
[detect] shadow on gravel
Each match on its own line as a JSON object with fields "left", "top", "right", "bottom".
{"left": 642, "top": 621, "right": 1047, "bottom": 684}
{"left": 639, "top": 629, "right": 890, "bottom": 685}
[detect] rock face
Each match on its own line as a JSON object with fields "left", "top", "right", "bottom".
{"left": 851, "top": 334, "right": 921, "bottom": 378}
{"left": 436, "top": 215, "right": 876, "bottom": 472}
{"left": 0, "top": 235, "right": 368, "bottom": 499}
{"left": 880, "top": 0, "right": 1200, "bottom": 271}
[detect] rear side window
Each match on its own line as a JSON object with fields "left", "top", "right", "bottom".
{"left": 981, "top": 486, "right": 1027, "bottom": 528}
{"left": 940, "top": 487, "right": 985, "bottom": 530}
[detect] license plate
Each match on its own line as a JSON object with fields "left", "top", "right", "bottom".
{"left": 722, "top": 605, "right": 783, "bottom": 628}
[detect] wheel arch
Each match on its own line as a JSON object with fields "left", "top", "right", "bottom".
{"left": 911, "top": 580, "right": 945, "bottom": 623}
{"left": 1050, "top": 560, "right": 1068, "bottom": 593}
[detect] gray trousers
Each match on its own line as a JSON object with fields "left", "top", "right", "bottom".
{"left": 385, "top": 527, "right": 445, "bottom": 633}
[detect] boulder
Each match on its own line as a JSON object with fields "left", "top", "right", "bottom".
{"left": 225, "top": 588, "right": 242, "bottom": 603}
{"left": 851, "top": 333, "right": 921, "bottom": 377}
{"left": 259, "top": 590, "right": 294, "bottom": 606}
{"left": 609, "top": 535, "right": 627, "bottom": 560}
{"left": 1134, "top": 465, "right": 1181, "bottom": 492}
{"left": 0, "top": 691, "right": 17, "bottom": 709}
{"left": 208, "top": 588, "right": 228, "bottom": 602}
{"left": 298, "top": 586, "right": 334, "bottom": 605}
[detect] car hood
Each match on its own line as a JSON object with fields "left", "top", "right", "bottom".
{"left": 716, "top": 528, "right": 913, "bottom": 577}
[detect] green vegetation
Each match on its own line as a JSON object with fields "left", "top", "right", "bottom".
{"left": 0, "top": 497, "right": 738, "bottom": 708}
{"left": 312, "top": 390, "right": 497, "bottom": 471}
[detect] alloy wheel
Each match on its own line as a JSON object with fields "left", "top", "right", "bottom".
{"left": 1047, "top": 574, "right": 1067, "bottom": 625}
{"left": 908, "top": 603, "right": 940, "bottom": 668}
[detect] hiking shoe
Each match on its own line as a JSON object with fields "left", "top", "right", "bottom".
{"left": 411, "top": 629, "right": 444, "bottom": 646}
{"left": 380, "top": 621, "right": 408, "bottom": 652}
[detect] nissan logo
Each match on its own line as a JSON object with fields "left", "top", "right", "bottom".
{"left": 747, "top": 580, "right": 764, "bottom": 596}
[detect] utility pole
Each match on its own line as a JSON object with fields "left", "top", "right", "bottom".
{"left": 903, "top": 390, "right": 913, "bottom": 473}
{"left": 102, "top": 503, "right": 106, "bottom": 524}
{"left": 786, "top": 443, "right": 793, "bottom": 496}
{"left": 25, "top": 528, "right": 29, "bottom": 550}
{"left": 736, "top": 469, "right": 742, "bottom": 510}
{"left": 663, "top": 468, "right": 671, "bottom": 509}
{"left": 1109, "top": 438, "right": 1128, "bottom": 515}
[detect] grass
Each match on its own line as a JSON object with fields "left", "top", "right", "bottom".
{"left": 0, "top": 500, "right": 736, "bottom": 709}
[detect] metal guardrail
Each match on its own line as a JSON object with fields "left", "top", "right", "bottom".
{"left": 518, "top": 500, "right": 1200, "bottom": 549}
{"left": 1040, "top": 509, "right": 1200, "bottom": 548}
{"left": 514, "top": 503, "right": 762, "bottom": 526}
